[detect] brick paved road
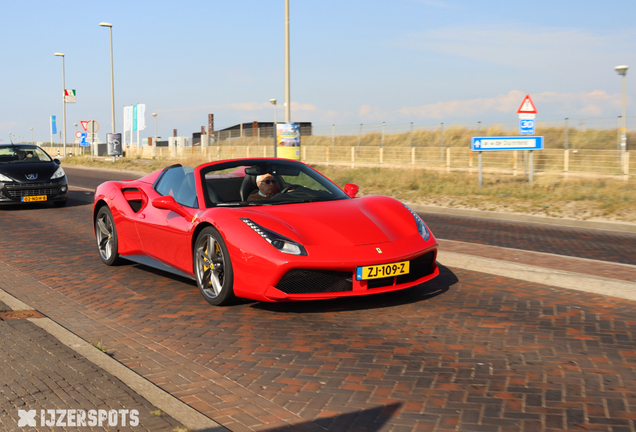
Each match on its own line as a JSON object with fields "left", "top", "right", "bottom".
{"left": 0, "top": 171, "right": 635, "bottom": 430}
{"left": 0, "top": 300, "right": 183, "bottom": 431}
{"left": 421, "top": 212, "right": 636, "bottom": 266}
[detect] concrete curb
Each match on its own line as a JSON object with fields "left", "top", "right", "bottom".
{"left": 438, "top": 250, "right": 636, "bottom": 301}
{"left": 410, "top": 204, "right": 636, "bottom": 234}
{"left": 0, "top": 288, "right": 228, "bottom": 432}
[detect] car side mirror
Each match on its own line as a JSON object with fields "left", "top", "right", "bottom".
{"left": 53, "top": 158, "right": 61, "bottom": 165}
{"left": 344, "top": 183, "right": 359, "bottom": 198}
{"left": 152, "top": 196, "right": 191, "bottom": 219}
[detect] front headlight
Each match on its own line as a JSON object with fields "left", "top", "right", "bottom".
{"left": 50, "top": 166, "right": 65, "bottom": 180}
{"left": 0, "top": 173, "right": 13, "bottom": 182}
{"left": 241, "top": 218, "right": 307, "bottom": 256}
{"left": 403, "top": 204, "right": 431, "bottom": 241}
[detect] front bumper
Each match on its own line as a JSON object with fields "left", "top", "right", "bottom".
{"left": 0, "top": 177, "right": 68, "bottom": 205}
{"left": 230, "top": 231, "right": 439, "bottom": 302}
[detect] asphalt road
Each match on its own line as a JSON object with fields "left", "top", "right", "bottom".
{"left": 65, "top": 166, "right": 636, "bottom": 266}
{"left": 0, "top": 166, "right": 636, "bottom": 430}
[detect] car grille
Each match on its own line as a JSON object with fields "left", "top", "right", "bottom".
{"left": 369, "top": 251, "right": 437, "bottom": 289}
{"left": 276, "top": 269, "right": 353, "bottom": 294}
{"left": 4, "top": 182, "right": 59, "bottom": 198}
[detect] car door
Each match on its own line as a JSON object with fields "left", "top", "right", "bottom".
{"left": 135, "top": 166, "right": 199, "bottom": 274}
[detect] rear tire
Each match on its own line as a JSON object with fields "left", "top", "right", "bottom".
{"left": 95, "top": 206, "right": 120, "bottom": 266}
{"left": 194, "top": 226, "right": 235, "bottom": 306}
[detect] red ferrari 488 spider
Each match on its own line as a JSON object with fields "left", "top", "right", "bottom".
{"left": 93, "top": 158, "right": 438, "bottom": 305}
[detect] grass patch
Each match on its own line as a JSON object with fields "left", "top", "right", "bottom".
{"left": 92, "top": 342, "right": 106, "bottom": 352}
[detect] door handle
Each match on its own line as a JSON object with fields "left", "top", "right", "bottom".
{"left": 139, "top": 214, "right": 146, "bottom": 219}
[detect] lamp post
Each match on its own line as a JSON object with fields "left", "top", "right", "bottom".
{"left": 99, "top": 22, "right": 116, "bottom": 136}
{"left": 284, "top": 0, "right": 291, "bottom": 123}
{"left": 30, "top": 128, "right": 33, "bottom": 145}
{"left": 270, "top": 99, "right": 277, "bottom": 157}
{"left": 615, "top": 65, "right": 629, "bottom": 174}
{"left": 54, "top": 53, "right": 66, "bottom": 157}
{"left": 152, "top": 113, "right": 157, "bottom": 141}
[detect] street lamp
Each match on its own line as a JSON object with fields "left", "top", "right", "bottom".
{"left": 284, "top": 0, "right": 290, "bottom": 123}
{"left": 152, "top": 113, "right": 157, "bottom": 142}
{"left": 30, "top": 127, "right": 33, "bottom": 144}
{"left": 99, "top": 22, "right": 116, "bottom": 135}
{"left": 54, "top": 53, "right": 66, "bottom": 157}
{"left": 615, "top": 65, "right": 629, "bottom": 173}
{"left": 270, "top": 99, "right": 277, "bottom": 157}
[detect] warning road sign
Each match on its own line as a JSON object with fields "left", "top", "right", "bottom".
{"left": 517, "top": 94, "right": 537, "bottom": 114}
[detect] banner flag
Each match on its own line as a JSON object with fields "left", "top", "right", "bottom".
{"left": 51, "top": 116, "right": 57, "bottom": 135}
{"left": 137, "top": 104, "right": 146, "bottom": 130}
{"left": 123, "top": 106, "right": 132, "bottom": 132}
{"left": 133, "top": 105, "right": 138, "bottom": 132}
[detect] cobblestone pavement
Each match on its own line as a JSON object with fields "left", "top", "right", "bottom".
{"left": 0, "top": 175, "right": 636, "bottom": 431}
{"left": 0, "top": 299, "right": 184, "bottom": 431}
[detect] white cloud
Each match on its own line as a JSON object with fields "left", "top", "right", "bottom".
{"left": 393, "top": 26, "right": 635, "bottom": 72}
{"left": 0, "top": 122, "right": 18, "bottom": 130}
{"left": 398, "top": 90, "right": 621, "bottom": 121}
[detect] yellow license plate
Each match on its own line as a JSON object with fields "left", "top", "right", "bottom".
{"left": 22, "top": 195, "right": 47, "bottom": 202}
{"left": 356, "top": 261, "right": 410, "bottom": 280}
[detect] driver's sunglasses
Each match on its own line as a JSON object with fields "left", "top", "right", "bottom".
{"left": 262, "top": 179, "right": 275, "bottom": 185}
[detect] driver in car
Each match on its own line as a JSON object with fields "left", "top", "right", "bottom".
{"left": 247, "top": 174, "right": 276, "bottom": 201}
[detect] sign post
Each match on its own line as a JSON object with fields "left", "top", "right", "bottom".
{"left": 471, "top": 137, "right": 544, "bottom": 186}
{"left": 517, "top": 95, "right": 538, "bottom": 179}
{"left": 83, "top": 120, "right": 99, "bottom": 161}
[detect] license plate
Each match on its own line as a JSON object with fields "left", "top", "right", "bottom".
{"left": 356, "top": 261, "right": 410, "bottom": 280}
{"left": 22, "top": 195, "right": 47, "bottom": 202}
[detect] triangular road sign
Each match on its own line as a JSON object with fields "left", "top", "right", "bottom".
{"left": 517, "top": 95, "right": 537, "bottom": 114}
{"left": 80, "top": 121, "right": 89, "bottom": 132}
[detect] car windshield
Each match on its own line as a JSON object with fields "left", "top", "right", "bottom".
{"left": 0, "top": 146, "right": 52, "bottom": 163}
{"left": 200, "top": 159, "right": 349, "bottom": 208}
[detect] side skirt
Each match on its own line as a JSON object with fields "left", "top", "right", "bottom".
{"left": 121, "top": 254, "right": 195, "bottom": 281}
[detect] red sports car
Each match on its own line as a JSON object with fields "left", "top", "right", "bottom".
{"left": 93, "top": 158, "right": 438, "bottom": 306}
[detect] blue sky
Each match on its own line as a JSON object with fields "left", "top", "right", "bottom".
{"left": 1, "top": 0, "right": 635, "bottom": 142}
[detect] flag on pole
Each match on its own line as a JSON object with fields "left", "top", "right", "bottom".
{"left": 123, "top": 106, "right": 132, "bottom": 132}
{"left": 51, "top": 116, "right": 57, "bottom": 135}
{"left": 132, "top": 105, "right": 138, "bottom": 132}
{"left": 137, "top": 104, "right": 146, "bottom": 131}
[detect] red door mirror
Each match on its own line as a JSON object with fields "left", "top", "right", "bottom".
{"left": 152, "top": 196, "right": 191, "bottom": 219}
{"left": 344, "top": 183, "right": 359, "bottom": 198}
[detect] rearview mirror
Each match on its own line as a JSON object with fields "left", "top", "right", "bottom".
{"left": 152, "top": 196, "right": 191, "bottom": 219}
{"left": 344, "top": 183, "right": 359, "bottom": 198}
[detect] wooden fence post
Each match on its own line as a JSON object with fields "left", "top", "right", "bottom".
{"left": 446, "top": 147, "right": 451, "bottom": 172}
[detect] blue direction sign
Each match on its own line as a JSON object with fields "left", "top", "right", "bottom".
{"left": 472, "top": 136, "right": 544, "bottom": 151}
{"left": 519, "top": 119, "right": 535, "bottom": 135}
{"left": 80, "top": 132, "right": 90, "bottom": 147}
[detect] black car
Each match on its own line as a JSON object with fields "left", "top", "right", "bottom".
{"left": 0, "top": 144, "right": 68, "bottom": 207}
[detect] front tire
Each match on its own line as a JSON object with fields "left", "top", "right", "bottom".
{"left": 95, "top": 206, "right": 120, "bottom": 266}
{"left": 194, "top": 226, "right": 235, "bottom": 306}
